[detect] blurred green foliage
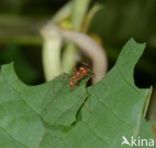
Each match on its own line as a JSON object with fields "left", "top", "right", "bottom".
{"left": 93, "top": 0, "right": 156, "bottom": 44}
{"left": 0, "top": 0, "right": 155, "bottom": 86}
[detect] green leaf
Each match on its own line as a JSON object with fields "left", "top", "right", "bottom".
{"left": 0, "top": 63, "right": 88, "bottom": 147}
{"left": 0, "top": 38, "right": 155, "bottom": 148}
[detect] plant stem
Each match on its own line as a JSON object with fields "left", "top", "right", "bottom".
{"left": 62, "top": 0, "right": 90, "bottom": 73}
{"left": 41, "top": 23, "right": 63, "bottom": 81}
{"left": 71, "top": 0, "right": 90, "bottom": 30}
{"left": 42, "top": 37, "right": 62, "bottom": 81}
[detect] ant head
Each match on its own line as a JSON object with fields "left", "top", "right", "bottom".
{"left": 79, "top": 66, "right": 89, "bottom": 75}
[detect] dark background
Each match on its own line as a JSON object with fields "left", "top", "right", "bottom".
{"left": 0, "top": 0, "right": 156, "bottom": 88}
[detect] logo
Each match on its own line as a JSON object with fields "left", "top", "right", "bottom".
{"left": 121, "top": 136, "right": 155, "bottom": 147}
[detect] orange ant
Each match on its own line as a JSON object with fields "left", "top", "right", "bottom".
{"left": 69, "top": 66, "right": 90, "bottom": 88}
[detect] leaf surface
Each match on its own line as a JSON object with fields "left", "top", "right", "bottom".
{"left": 0, "top": 39, "right": 155, "bottom": 148}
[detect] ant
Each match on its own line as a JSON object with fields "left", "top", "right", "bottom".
{"left": 69, "top": 63, "right": 92, "bottom": 88}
